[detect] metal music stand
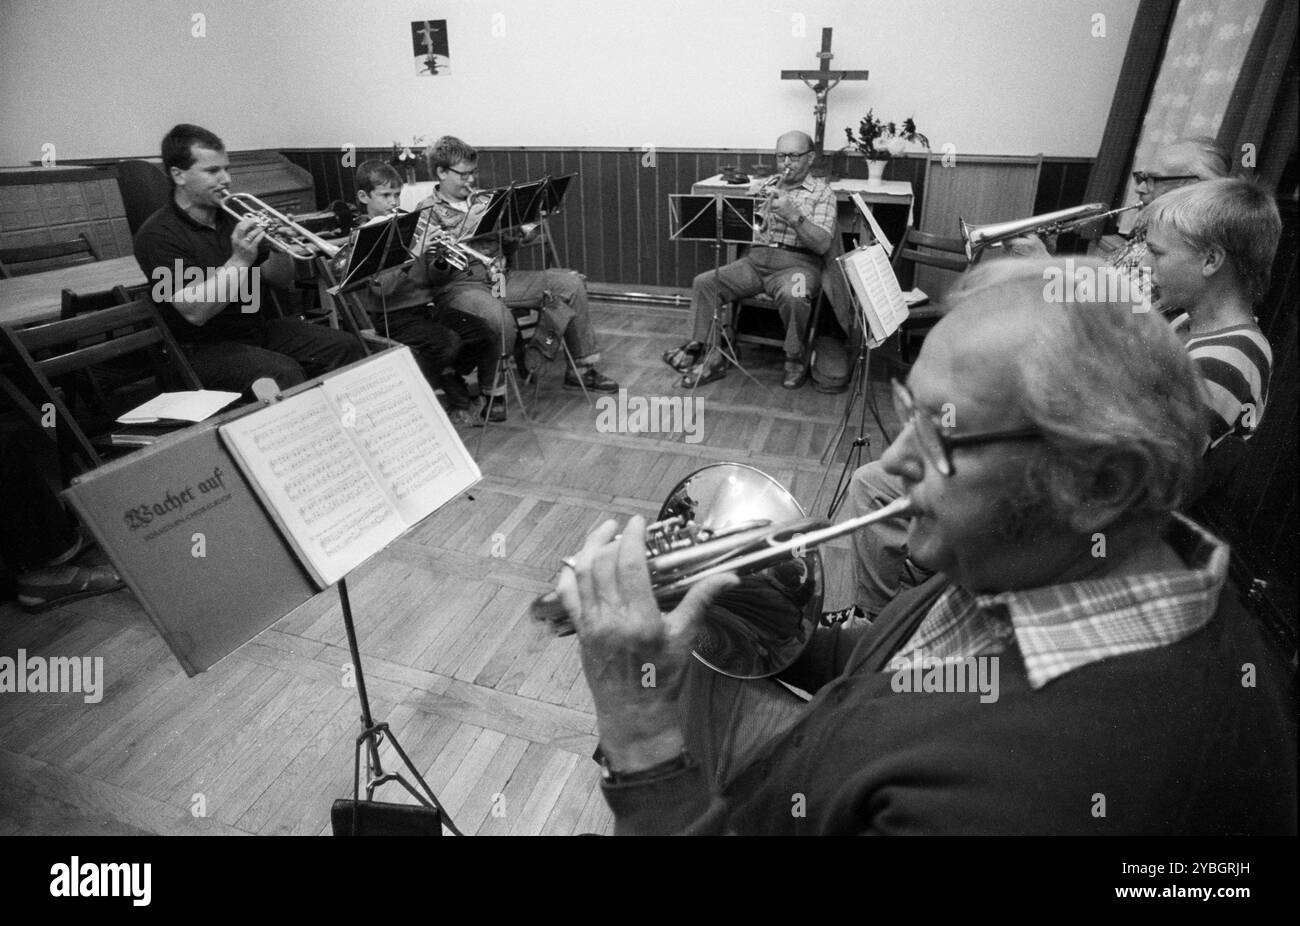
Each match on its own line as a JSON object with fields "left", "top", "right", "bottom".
{"left": 667, "top": 193, "right": 770, "bottom": 393}
{"left": 816, "top": 243, "right": 903, "bottom": 517}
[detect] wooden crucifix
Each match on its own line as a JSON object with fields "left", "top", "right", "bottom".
{"left": 781, "top": 28, "right": 869, "bottom": 159}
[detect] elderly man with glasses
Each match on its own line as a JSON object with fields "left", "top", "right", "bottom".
{"left": 664, "top": 130, "right": 837, "bottom": 389}
{"left": 556, "top": 257, "right": 1295, "bottom": 835}
{"left": 848, "top": 137, "right": 1235, "bottom": 619}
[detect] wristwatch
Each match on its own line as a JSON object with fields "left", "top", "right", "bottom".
{"left": 793, "top": 213, "right": 807, "bottom": 227}
{"left": 599, "top": 746, "right": 693, "bottom": 785}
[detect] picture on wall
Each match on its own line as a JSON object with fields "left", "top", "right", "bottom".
{"left": 411, "top": 20, "right": 450, "bottom": 75}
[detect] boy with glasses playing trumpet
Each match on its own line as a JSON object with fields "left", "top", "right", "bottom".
{"left": 664, "top": 130, "right": 837, "bottom": 390}
{"left": 415, "top": 136, "right": 619, "bottom": 411}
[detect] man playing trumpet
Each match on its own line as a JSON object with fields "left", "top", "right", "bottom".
{"left": 664, "top": 130, "right": 837, "bottom": 389}
{"left": 134, "top": 124, "right": 365, "bottom": 396}
{"left": 558, "top": 257, "right": 1295, "bottom": 835}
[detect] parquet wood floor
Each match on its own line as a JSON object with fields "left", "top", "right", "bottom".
{"left": 0, "top": 300, "right": 896, "bottom": 836}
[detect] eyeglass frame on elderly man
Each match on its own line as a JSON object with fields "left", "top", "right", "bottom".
{"left": 1132, "top": 170, "right": 1199, "bottom": 186}
{"left": 775, "top": 150, "right": 813, "bottom": 162}
{"left": 891, "top": 379, "right": 1042, "bottom": 477}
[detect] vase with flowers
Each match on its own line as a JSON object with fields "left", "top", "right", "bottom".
{"left": 390, "top": 135, "right": 428, "bottom": 184}
{"left": 845, "top": 111, "right": 930, "bottom": 185}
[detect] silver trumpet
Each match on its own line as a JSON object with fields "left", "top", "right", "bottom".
{"left": 411, "top": 207, "right": 497, "bottom": 270}
{"left": 530, "top": 463, "right": 914, "bottom": 678}
{"left": 961, "top": 202, "right": 1142, "bottom": 262}
{"left": 218, "top": 191, "right": 340, "bottom": 261}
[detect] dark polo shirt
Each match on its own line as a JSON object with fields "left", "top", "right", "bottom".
{"left": 133, "top": 197, "right": 269, "bottom": 344}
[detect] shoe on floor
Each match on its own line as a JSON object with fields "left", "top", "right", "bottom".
{"left": 565, "top": 368, "right": 619, "bottom": 393}
{"left": 441, "top": 374, "right": 474, "bottom": 410}
{"left": 782, "top": 360, "right": 808, "bottom": 390}
{"left": 662, "top": 341, "right": 705, "bottom": 373}
{"left": 17, "top": 564, "right": 125, "bottom": 613}
{"left": 477, "top": 398, "right": 507, "bottom": 425}
{"left": 679, "top": 353, "right": 727, "bottom": 388}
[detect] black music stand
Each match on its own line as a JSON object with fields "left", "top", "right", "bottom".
{"left": 816, "top": 245, "right": 900, "bottom": 518}
{"left": 668, "top": 193, "right": 770, "bottom": 393}
{"left": 332, "top": 208, "right": 426, "bottom": 295}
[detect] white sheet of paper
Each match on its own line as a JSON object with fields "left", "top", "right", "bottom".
{"left": 117, "top": 390, "right": 241, "bottom": 424}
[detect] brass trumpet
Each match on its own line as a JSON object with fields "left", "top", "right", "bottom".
{"left": 531, "top": 463, "right": 914, "bottom": 678}
{"left": 218, "top": 191, "right": 340, "bottom": 261}
{"left": 961, "top": 202, "right": 1142, "bottom": 262}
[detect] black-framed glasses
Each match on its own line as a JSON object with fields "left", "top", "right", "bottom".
{"left": 775, "top": 151, "right": 812, "bottom": 162}
{"left": 1132, "top": 170, "right": 1198, "bottom": 186}
{"left": 891, "top": 379, "right": 1042, "bottom": 477}
{"left": 444, "top": 166, "right": 477, "bottom": 178}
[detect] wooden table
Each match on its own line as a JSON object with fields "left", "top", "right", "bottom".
{"left": 0, "top": 256, "right": 148, "bottom": 328}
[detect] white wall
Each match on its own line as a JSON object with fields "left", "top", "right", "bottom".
{"left": 0, "top": 0, "right": 1139, "bottom": 166}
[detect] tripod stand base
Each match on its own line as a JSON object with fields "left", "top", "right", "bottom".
{"left": 331, "top": 797, "right": 442, "bottom": 836}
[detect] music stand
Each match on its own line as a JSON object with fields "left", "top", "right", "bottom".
{"left": 535, "top": 174, "right": 576, "bottom": 267}
{"left": 816, "top": 247, "right": 898, "bottom": 518}
{"left": 668, "top": 193, "right": 770, "bottom": 393}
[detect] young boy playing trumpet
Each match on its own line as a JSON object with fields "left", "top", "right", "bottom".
{"left": 340, "top": 160, "right": 497, "bottom": 418}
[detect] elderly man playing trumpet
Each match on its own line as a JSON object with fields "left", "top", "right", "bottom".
{"left": 557, "top": 257, "right": 1295, "bottom": 835}
{"left": 664, "top": 130, "right": 837, "bottom": 390}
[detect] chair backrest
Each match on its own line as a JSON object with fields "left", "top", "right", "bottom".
{"left": 313, "top": 256, "right": 376, "bottom": 354}
{"left": 0, "top": 299, "right": 201, "bottom": 474}
{"left": 61, "top": 281, "right": 150, "bottom": 320}
{"left": 890, "top": 226, "right": 969, "bottom": 277}
{"left": 116, "top": 159, "right": 173, "bottom": 235}
{"left": 0, "top": 233, "right": 101, "bottom": 279}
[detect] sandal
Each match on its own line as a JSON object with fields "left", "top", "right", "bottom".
{"left": 662, "top": 340, "right": 705, "bottom": 373}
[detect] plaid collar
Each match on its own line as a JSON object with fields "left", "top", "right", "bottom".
{"left": 899, "top": 515, "right": 1228, "bottom": 688}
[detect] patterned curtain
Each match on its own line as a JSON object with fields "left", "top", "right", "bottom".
{"left": 1118, "top": 0, "right": 1268, "bottom": 228}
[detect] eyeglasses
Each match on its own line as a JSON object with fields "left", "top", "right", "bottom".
{"left": 775, "top": 151, "right": 812, "bottom": 162}
{"left": 1132, "top": 171, "right": 1198, "bottom": 186}
{"left": 891, "top": 379, "right": 1042, "bottom": 477}
{"left": 444, "top": 166, "right": 477, "bottom": 178}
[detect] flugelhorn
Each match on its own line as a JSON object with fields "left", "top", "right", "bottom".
{"left": 961, "top": 202, "right": 1141, "bottom": 262}
{"left": 218, "top": 191, "right": 341, "bottom": 261}
{"left": 531, "top": 463, "right": 913, "bottom": 678}
{"left": 752, "top": 167, "right": 791, "bottom": 236}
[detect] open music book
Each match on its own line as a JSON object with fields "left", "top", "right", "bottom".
{"left": 219, "top": 348, "right": 480, "bottom": 588}
{"left": 838, "top": 244, "right": 911, "bottom": 346}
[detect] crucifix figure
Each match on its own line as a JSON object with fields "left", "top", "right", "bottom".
{"left": 781, "top": 28, "right": 869, "bottom": 160}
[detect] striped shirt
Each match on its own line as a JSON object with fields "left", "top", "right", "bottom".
{"left": 896, "top": 514, "right": 1227, "bottom": 689}
{"left": 753, "top": 175, "right": 837, "bottom": 249}
{"left": 1186, "top": 324, "right": 1272, "bottom": 449}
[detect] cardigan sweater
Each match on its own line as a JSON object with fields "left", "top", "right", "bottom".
{"left": 604, "top": 575, "right": 1296, "bottom": 835}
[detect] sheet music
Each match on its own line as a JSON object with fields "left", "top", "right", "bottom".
{"left": 220, "top": 388, "right": 406, "bottom": 586}
{"left": 841, "top": 245, "right": 910, "bottom": 343}
{"left": 320, "top": 349, "right": 480, "bottom": 524}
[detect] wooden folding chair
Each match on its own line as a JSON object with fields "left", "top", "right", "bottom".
{"left": 0, "top": 299, "right": 202, "bottom": 480}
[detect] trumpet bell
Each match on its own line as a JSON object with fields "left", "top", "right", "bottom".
{"left": 657, "top": 463, "right": 822, "bottom": 679}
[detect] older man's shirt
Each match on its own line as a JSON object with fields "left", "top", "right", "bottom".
{"left": 897, "top": 514, "right": 1228, "bottom": 688}
{"left": 752, "top": 175, "right": 837, "bottom": 250}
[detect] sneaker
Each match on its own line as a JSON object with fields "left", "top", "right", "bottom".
{"left": 440, "top": 374, "right": 474, "bottom": 410}
{"left": 662, "top": 340, "right": 705, "bottom": 373}
{"left": 819, "top": 604, "right": 867, "bottom": 627}
{"left": 564, "top": 368, "right": 619, "bottom": 393}
{"left": 17, "top": 564, "right": 125, "bottom": 613}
